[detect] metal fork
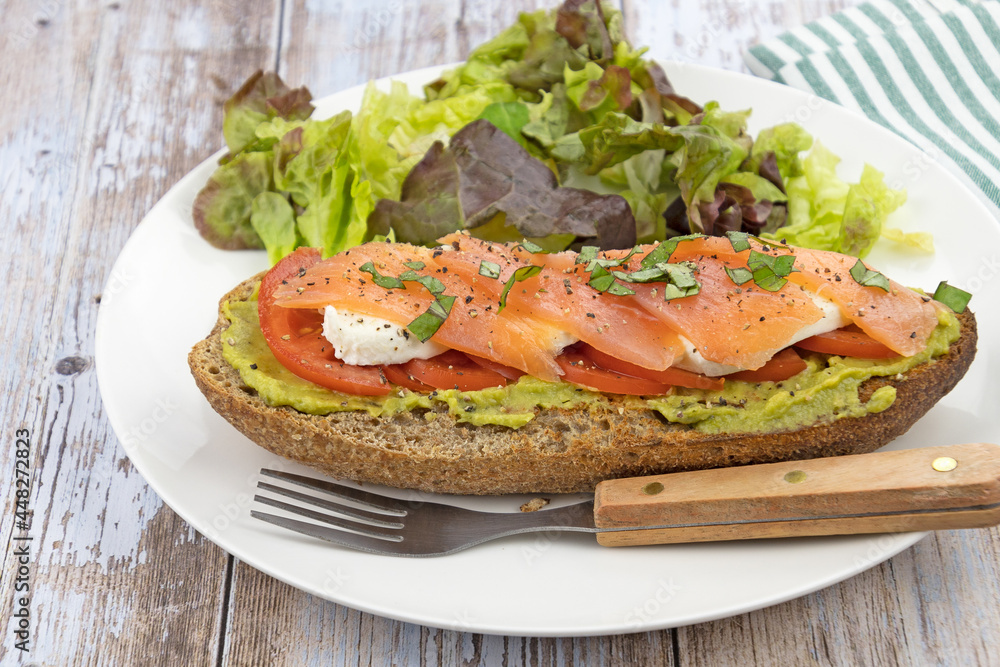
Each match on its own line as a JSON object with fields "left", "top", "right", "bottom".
{"left": 251, "top": 444, "right": 1000, "bottom": 557}
{"left": 251, "top": 469, "right": 598, "bottom": 557}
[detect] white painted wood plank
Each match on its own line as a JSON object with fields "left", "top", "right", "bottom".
{"left": 0, "top": 0, "right": 283, "bottom": 663}
{"left": 623, "top": 0, "right": 862, "bottom": 73}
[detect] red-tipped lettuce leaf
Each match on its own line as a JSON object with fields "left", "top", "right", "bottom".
{"left": 222, "top": 70, "right": 314, "bottom": 155}
{"left": 555, "top": 0, "right": 614, "bottom": 63}
{"left": 369, "top": 119, "right": 636, "bottom": 249}
{"left": 192, "top": 151, "right": 273, "bottom": 250}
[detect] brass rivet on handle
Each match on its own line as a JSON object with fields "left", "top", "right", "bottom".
{"left": 784, "top": 470, "right": 807, "bottom": 484}
{"left": 642, "top": 482, "right": 664, "bottom": 495}
{"left": 932, "top": 456, "right": 958, "bottom": 472}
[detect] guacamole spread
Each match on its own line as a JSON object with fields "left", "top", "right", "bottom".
{"left": 221, "top": 291, "right": 961, "bottom": 433}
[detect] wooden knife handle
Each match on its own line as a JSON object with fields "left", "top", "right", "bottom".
{"left": 593, "top": 443, "right": 1000, "bottom": 547}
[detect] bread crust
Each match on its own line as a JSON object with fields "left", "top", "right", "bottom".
{"left": 189, "top": 275, "right": 978, "bottom": 494}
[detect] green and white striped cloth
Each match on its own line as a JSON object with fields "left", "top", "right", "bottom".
{"left": 745, "top": 0, "right": 1000, "bottom": 223}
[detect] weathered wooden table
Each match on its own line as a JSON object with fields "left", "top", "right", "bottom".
{"left": 3, "top": 0, "right": 998, "bottom": 663}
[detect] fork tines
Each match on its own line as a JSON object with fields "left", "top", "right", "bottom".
{"left": 252, "top": 469, "right": 408, "bottom": 544}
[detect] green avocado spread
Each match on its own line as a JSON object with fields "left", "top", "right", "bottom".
{"left": 220, "top": 289, "right": 961, "bottom": 433}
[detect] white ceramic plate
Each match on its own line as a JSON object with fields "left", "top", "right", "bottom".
{"left": 95, "top": 63, "right": 1000, "bottom": 637}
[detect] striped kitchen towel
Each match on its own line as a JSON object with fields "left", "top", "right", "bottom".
{"left": 745, "top": 0, "right": 1000, "bottom": 222}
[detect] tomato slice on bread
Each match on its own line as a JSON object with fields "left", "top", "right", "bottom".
{"left": 466, "top": 354, "right": 526, "bottom": 381}
{"left": 556, "top": 347, "right": 673, "bottom": 395}
{"left": 395, "top": 350, "right": 509, "bottom": 391}
{"left": 380, "top": 364, "right": 437, "bottom": 392}
{"left": 794, "top": 326, "right": 899, "bottom": 359}
{"left": 258, "top": 248, "right": 392, "bottom": 396}
{"left": 577, "top": 344, "right": 725, "bottom": 391}
{"left": 725, "top": 348, "right": 807, "bottom": 383}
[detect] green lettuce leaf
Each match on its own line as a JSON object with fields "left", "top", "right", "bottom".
{"left": 564, "top": 62, "right": 636, "bottom": 122}
{"left": 767, "top": 143, "right": 907, "bottom": 257}
{"left": 720, "top": 171, "right": 787, "bottom": 203}
{"left": 222, "top": 70, "right": 314, "bottom": 155}
{"left": 521, "top": 86, "right": 570, "bottom": 148}
{"left": 697, "top": 101, "right": 752, "bottom": 153}
{"left": 476, "top": 101, "right": 532, "bottom": 148}
{"left": 272, "top": 111, "right": 353, "bottom": 206}
{"left": 669, "top": 123, "right": 749, "bottom": 234}
{"left": 749, "top": 122, "right": 813, "bottom": 182}
{"left": 572, "top": 111, "right": 682, "bottom": 173}
{"left": 250, "top": 192, "right": 299, "bottom": 264}
{"left": 841, "top": 164, "right": 908, "bottom": 257}
{"left": 881, "top": 226, "right": 933, "bottom": 253}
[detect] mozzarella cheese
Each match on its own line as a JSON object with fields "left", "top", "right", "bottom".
{"left": 322, "top": 307, "right": 447, "bottom": 366}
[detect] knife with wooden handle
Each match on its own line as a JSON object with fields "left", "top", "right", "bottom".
{"left": 594, "top": 442, "right": 1000, "bottom": 546}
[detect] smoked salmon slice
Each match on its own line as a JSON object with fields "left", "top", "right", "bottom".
{"left": 439, "top": 233, "right": 684, "bottom": 371}
{"left": 610, "top": 237, "right": 825, "bottom": 371}
{"left": 272, "top": 242, "right": 564, "bottom": 380}
{"left": 271, "top": 233, "right": 941, "bottom": 379}
{"left": 784, "top": 246, "right": 939, "bottom": 357}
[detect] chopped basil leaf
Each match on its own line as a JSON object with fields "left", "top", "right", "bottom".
{"left": 640, "top": 234, "right": 706, "bottom": 269}
{"left": 617, "top": 266, "right": 663, "bottom": 283}
{"left": 408, "top": 295, "right": 457, "bottom": 342}
{"left": 577, "top": 246, "right": 598, "bottom": 265}
{"left": 743, "top": 250, "right": 797, "bottom": 292}
{"left": 519, "top": 240, "right": 546, "bottom": 254}
{"left": 751, "top": 266, "right": 787, "bottom": 292}
{"left": 772, "top": 254, "right": 797, "bottom": 276}
{"left": 399, "top": 270, "right": 446, "bottom": 296}
{"left": 403, "top": 261, "right": 426, "bottom": 270}
{"left": 746, "top": 250, "right": 792, "bottom": 275}
{"left": 658, "top": 262, "right": 700, "bottom": 300}
{"left": 588, "top": 271, "right": 616, "bottom": 292}
{"left": 662, "top": 283, "right": 696, "bottom": 300}
{"left": 726, "top": 231, "right": 751, "bottom": 253}
{"left": 478, "top": 260, "right": 501, "bottom": 279}
{"left": 606, "top": 282, "right": 635, "bottom": 296}
{"left": 664, "top": 262, "right": 700, "bottom": 289}
{"left": 610, "top": 261, "right": 701, "bottom": 297}
{"left": 611, "top": 269, "right": 634, "bottom": 282}
{"left": 932, "top": 281, "right": 971, "bottom": 313}
{"left": 499, "top": 265, "right": 542, "bottom": 311}
{"left": 640, "top": 242, "right": 673, "bottom": 269}
{"left": 359, "top": 261, "right": 404, "bottom": 289}
{"left": 724, "top": 266, "right": 753, "bottom": 285}
{"left": 849, "top": 259, "right": 890, "bottom": 291}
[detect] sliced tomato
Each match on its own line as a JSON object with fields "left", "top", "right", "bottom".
{"left": 794, "top": 326, "right": 899, "bottom": 359}
{"left": 258, "top": 248, "right": 392, "bottom": 396}
{"left": 399, "top": 350, "right": 508, "bottom": 391}
{"left": 380, "top": 364, "right": 436, "bottom": 393}
{"left": 577, "top": 344, "right": 725, "bottom": 391}
{"left": 556, "top": 348, "right": 672, "bottom": 395}
{"left": 726, "top": 348, "right": 807, "bottom": 383}
{"left": 467, "top": 355, "right": 526, "bottom": 381}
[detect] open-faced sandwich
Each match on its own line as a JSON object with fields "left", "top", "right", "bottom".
{"left": 188, "top": 232, "right": 976, "bottom": 494}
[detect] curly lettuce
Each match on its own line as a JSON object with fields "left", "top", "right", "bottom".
{"left": 194, "top": 0, "right": 916, "bottom": 263}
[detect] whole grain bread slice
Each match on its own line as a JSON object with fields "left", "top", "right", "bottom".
{"left": 188, "top": 276, "right": 978, "bottom": 494}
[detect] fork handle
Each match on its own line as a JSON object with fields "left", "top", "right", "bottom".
{"left": 592, "top": 443, "right": 1000, "bottom": 547}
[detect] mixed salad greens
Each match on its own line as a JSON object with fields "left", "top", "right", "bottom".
{"left": 193, "top": 0, "right": 931, "bottom": 265}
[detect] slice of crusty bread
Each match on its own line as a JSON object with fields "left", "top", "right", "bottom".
{"left": 189, "top": 275, "right": 978, "bottom": 495}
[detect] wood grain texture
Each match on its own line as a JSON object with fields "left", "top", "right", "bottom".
{"left": 3, "top": 0, "right": 1000, "bottom": 664}
{"left": 623, "top": 0, "right": 863, "bottom": 73}
{"left": 0, "top": 0, "right": 278, "bottom": 664}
